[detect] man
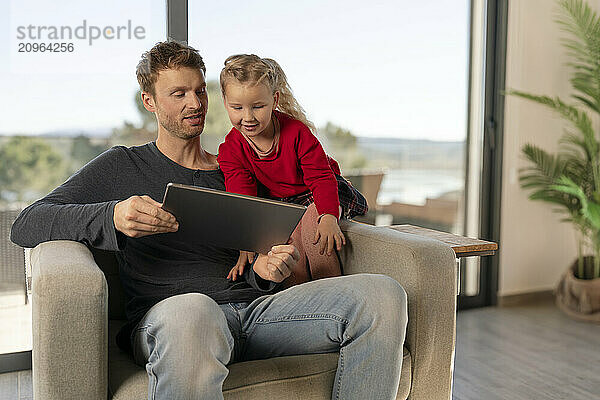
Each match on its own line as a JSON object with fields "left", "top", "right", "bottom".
{"left": 11, "top": 41, "right": 408, "bottom": 400}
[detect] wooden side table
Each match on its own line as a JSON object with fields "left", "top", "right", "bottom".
{"left": 389, "top": 224, "right": 498, "bottom": 294}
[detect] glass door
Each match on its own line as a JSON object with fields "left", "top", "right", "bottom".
{"left": 0, "top": 0, "right": 166, "bottom": 371}
{"left": 189, "top": 0, "right": 472, "bottom": 236}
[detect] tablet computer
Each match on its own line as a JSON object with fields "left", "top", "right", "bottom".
{"left": 161, "top": 183, "right": 306, "bottom": 254}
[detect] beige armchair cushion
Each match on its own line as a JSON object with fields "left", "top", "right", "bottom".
{"left": 30, "top": 220, "right": 456, "bottom": 400}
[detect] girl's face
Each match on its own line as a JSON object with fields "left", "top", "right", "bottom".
{"left": 223, "top": 81, "right": 279, "bottom": 138}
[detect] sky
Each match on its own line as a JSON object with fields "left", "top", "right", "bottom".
{"left": 0, "top": 0, "right": 470, "bottom": 140}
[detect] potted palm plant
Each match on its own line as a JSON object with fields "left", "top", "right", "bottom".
{"left": 509, "top": 0, "right": 600, "bottom": 322}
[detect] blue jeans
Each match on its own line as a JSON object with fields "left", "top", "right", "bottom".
{"left": 131, "top": 274, "right": 408, "bottom": 400}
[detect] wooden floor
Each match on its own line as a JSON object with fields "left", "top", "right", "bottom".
{"left": 1, "top": 299, "right": 599, "bottom": 400}
{"left": 453, "top": 299, "right": 600, "bottom": 400}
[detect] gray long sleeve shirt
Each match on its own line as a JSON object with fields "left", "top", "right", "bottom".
{"left": 10, "top": 142, "right": 278, "bottom": 353}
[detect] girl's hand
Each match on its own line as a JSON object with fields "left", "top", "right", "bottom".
{"left": 227, "top": 250, "right": 255, "bottom": 281}
{"left": 313, "top": 214, "right": 346, "bottom": 256}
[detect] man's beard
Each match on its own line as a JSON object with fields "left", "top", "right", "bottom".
{"left": 157, "top": 108, "right": 204, "bottom": 139}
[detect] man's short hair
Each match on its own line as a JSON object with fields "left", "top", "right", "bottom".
{"left": 136, "top": 41, "right": 206, "bottom": 96}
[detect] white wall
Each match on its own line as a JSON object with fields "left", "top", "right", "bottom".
{"left": 500, "top": 0, "right": 600, "bottom": 296}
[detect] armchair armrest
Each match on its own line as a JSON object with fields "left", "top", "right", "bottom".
{"left": 31, "top": 240, "right": 108, "bottom": 400}
{"left": 339, "top": 221, "right": 457, "bottom": 400}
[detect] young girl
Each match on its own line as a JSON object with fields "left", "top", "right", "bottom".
{"left": 217, "top": 54, "right": 367, "bottom": 285}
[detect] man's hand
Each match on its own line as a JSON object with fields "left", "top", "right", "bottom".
{"left": 227, "top": 250, "right": 255, "bottom": 281}
{"left": 113, "top": 195, "right": 179, "bottom": 238}
{"left": 314, "top": 214, "right": 346, "bottom": 256}
{"left": 252, "top": 244, "right": 300, "bottom": 283}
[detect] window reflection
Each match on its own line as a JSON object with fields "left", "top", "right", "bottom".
{"left": 190, "top": 0, "right": 469, "bottom": 233}
{"left": 0, "top": 0, "right": 165, "bottom": 355}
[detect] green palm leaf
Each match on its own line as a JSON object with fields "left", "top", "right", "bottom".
{"left": 559, "top": 130, "right": 593, "bottom": 160}
{"left": 519, "top": 144, "right": 582, "bottom": 214}
{"left": 557, "top": 0, "right": 600, "bottom": 111}
{"left": 507, "top": 0, "right": 600, "bottom": 278}
{"left": 507, "top": 91, "right": 597, "bottom": 154}
{"left": 551, "top": 176, "right": 600, "bottom": 229}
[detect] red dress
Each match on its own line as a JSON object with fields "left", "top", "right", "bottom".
{"left": 217, "top": 111, "right": 341, "bottom": 217}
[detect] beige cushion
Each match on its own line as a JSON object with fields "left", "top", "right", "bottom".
{"left": 108, "top": 320, "right": 412, "bottom": 400}
{"left": 33, "top": 219, "right": 458, "bottom": 400}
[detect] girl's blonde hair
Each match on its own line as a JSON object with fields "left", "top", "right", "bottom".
{"left": 220, "top": 54, "right": 316, "bottom": 133}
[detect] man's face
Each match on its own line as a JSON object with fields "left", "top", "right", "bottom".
{"left": 146, "top": 67, "right": 208, "bottom": 140}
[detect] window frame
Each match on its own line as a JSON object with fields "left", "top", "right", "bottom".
{"left": 458, "top": 0, "right": 507, "bottom": 309}
{"left": 0, "top": 0, "right": 506, "bottom": 372}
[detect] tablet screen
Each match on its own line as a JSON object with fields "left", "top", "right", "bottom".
{"left": 162, "top": 183, "right": 306, "bottom": 253}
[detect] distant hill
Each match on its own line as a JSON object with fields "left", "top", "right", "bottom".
{"left": 355, "top": 137, "right": 465, "bottom": 170}
{"left": 0, "top": 127, "right": 113, "bottom": 138}
{"left": 357, "top": 137, "right": 464, "bottom": 153}
{"left": 38, "top": 127, "right": 113, "bottom": 138}
{"left": 0, "top": 129, "right": 466, "bottom": 171}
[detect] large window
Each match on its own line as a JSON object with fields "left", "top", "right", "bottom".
{"left": 190, "top": 0, "right": 470, "bottom": 233}
{"left": 0, "top": 0, "right": 165, "bottom": 362}
{"left": 0, "top": 0, "right": 491, "bottom": 371}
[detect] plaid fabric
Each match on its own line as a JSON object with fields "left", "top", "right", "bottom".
{"left": 278, "top": 174, "right": 369, "bottom": 219}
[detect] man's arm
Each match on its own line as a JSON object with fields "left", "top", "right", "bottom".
{"left": 11, "top": 147, "right": 123, "bottom": 250}
{"left": 11, "top": 198, "right": 123, "bottom": 251}
{"left": 10, "top": 146, "right": 177, "bottom": 250}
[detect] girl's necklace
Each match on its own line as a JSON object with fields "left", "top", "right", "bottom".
{"left": 248, "top": 114, "right": 279, "bottom": 158}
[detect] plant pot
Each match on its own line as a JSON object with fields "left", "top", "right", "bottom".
{"left": 555, "top": 257, "right": 600, "bottom": 323}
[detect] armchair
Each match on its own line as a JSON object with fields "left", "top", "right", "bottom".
{"left": 29, "top": 220, "right": 457, "bottom": 399}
